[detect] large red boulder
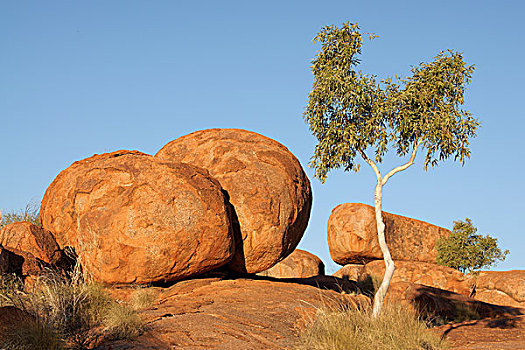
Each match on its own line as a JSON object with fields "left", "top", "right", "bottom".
{"left": 472, "top": 270, "right": 525, "bottom": 308}
{"left": 328, "top": 203, "right": 450, "bottom": 265}
{"left": 258, "top": 249, "right": 324, "bottom": 278}
{"left": 39, "top": 150, "right": 235, "bottom": 284}
{"left": 156, "top": 129, "right": 312, "bottom": 274}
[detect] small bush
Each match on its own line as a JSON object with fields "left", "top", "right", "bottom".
{"left": 297, "top": 303, "right": 445, "bottom": 350}
{"left": 104, "top": 302, "right": 145, "bottom": 340}
{"left": 436, "top": 218, "right": 509, "bottom": 274}
{"left": 0, "top": 201, "right": 41, "bottom": 229}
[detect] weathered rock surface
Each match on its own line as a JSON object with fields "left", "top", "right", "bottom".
{"left": 39, "top": 150, "right": 234, "bottom": 284}
{"left": 434, "top": 315, "right": 525, "bottom": 350}
{"left": 0, "top": 222, "right": 72, "bottom": 270}
{"left": 100, "top": 277, "right": 370, "bottom": 349}
{"left": 258, "top": 249, "right": 324, "bottom": 278}
{"left": 156, "top": 129, "right": 312, "bottom": 274}
{"left": 365, "top": 260, "right": 471, "bottom": 296}
{"left": 472, "top": 270, "right": 525, "bottom": 308}
{"left": 328, "top": 203, "right": 450, "bottom": 265}
{"left": 387, "top": 281, "right": 523, "bottom": 323}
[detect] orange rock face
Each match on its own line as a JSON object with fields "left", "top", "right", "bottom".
{"left": 156, "top": 129, "right": 312, "bottom": 274}
{"left": 258, "top": 249, "right": 324, "bottom": 278}
{"left": 39, "top": 150, "right": 234, "bottom": 284}
{"left": 472, "top": 270, "right": 525, "bottom": 308}
{"left": 328, "top": 203, "right": 450, "bottom": 265}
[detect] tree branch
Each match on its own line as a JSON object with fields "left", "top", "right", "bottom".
{"left": 359, "top": 149, "right": 382, "bottom": 181}
{"left": 382, "top": 139, "right": 422, "bottom": 186}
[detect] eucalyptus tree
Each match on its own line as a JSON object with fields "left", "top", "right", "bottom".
{"left": 303, "top": 22, "right": 479, "bottom": 316}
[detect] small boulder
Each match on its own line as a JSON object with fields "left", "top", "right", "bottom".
{"left": 0, "top": 245, "right": 50, "bottom": 288}
{"left": 39, "top": 150, "right": 235, "bottom": 284}
{"left": 472, "top": 270, "right": 525, "bottom": 308}
{"left": 332, "top": 264, "right": 366, "bottom": 281}
{"left": 0, "top": 222, "right": 73, "bottom": 270}
{"left": 156, "top": 129, "right": 312, "bottom": 274}
{"left": 258, "top": 249, "right": 324, "bottom": 278}
{"left": 328, "top": 203, "right": 450, "bottom": 265}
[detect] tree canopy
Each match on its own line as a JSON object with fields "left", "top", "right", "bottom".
{"left": 304, "top": 22, "right": 480, "bottom": 181}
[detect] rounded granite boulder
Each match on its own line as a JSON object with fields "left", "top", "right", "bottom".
{"left": 40, "top": 150, "right": 235, "bottom": 284}
{"left": 156, "top": 129, "right": 312, "bottom": 274}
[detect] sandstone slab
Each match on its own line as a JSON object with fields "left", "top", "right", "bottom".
{"left": 258, "top": 249, "right": 324, "bottom": 278}
{"left": 39, "top": 150, "right": 234, "bottom": 284}
{"left": 156, "top": 129, "right": 312, "bottom": 274}
{"left": 472, "top": 270, "right": 525, "bottom": 308}
{"left": 328, "top": 203, "right": 450, "bottom": 265}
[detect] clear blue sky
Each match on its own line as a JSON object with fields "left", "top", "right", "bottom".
{"left": 1, "top": 1, "right": 523, "bottom": 273}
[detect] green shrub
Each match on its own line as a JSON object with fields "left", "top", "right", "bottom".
{"left": 297, "top": 303, "right": 445, "bottom": 350}
{"left": 436, "top": 218, "right": 509, "bottom": 274}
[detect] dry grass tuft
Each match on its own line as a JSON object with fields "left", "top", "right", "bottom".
{"left": 297, "top": 302, "right": 446, "bottom": 350}
{"left": 0, "top": 316, "right": 63, "bottom": 350}
{"left": 0, "top": 262, "right": 145, "bottom": 348}
{"left": 129, "top": 287, "right": 157, "bottom": 310}
{"left": 104, "top": 302, "right": 145, "bottom": 340}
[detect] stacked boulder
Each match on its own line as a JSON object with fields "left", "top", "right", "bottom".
{"left": 329, "top": 203, "right": 524, "bottom": 309}
{"left": 18, "top": 129, "right": 312, "bottom": 285}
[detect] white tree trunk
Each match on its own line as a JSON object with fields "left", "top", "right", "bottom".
{"left": 371, "top": 179, "right": 395, "bottom": 317}
{"left": 359, "top": 141, "right": 421, "bottom": 317}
